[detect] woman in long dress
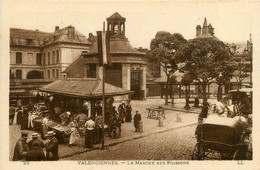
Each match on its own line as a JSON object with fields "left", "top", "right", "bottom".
{"left": 68, "top": 119, "right": 80, "bottom": 147}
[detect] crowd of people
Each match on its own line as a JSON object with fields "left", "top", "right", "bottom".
{"left": 11, "top": 95, "right": 143, "bottom": 161}
{"left": 13, "top": 130, "right": 59, "bottom": 161}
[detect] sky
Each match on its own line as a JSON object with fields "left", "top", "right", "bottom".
{"left": 2, "top": 1, "right": 260, "bottom": 49}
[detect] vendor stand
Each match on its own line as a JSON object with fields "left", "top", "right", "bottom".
{"left": 36, "top": 78, "right": 132, "bottom": 142}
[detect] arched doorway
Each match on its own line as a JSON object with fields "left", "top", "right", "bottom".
{"left": 27, "top": 70, "right": 43, "bottom": 79}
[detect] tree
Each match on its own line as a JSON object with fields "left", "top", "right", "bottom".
{"left": 175, "top": 37, "right": 230, "bottom": 104}
{"left": 233, "top": 61, "right": 251, "bottom": 89}
{"left": 147, "top": 31, "right": 187, "bottom": 105}
{"left": 215, "top": 61, "right": 236, "bottom": 101}
{"left": 181, "top": 73, "right": 194, "bottom": 110}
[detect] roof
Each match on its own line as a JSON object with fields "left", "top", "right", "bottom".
{"left": 10, "top": 28, "right": 51, "bottom": 39}
{"left": 10, "top": 26, "right": 91, "bottom": 47}
{"left": 107, "top": 12, "right": 126, "bottom": 21}
{"left": 82, "top": 36, "right": 145, "bottom": 56}
{"left": 62, "top": 55, "right": 86, "bottom": 78}
{"left": 10, "top": 28, "right": 51, "bottom": 47}
{"left": 195, "top": 33, "right": 219, "bottom": 40}
{"left": 39, "top": 78, "right": 132, "bottom": 98}
{"left": 44, "top": 26, "right": 91, "bottom": 46}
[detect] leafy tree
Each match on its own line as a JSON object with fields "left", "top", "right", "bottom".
{"left": 175, "top": 37, "right": 230, "bottom": 104}
{"left": 181, "top": 72, "right": 194, "bottom": 110}
{"left": 233, "top": 62, "right": 251, "bottom": 88}
{"left": 215, "top": 61, "right": 236, "bottom": 101}
{"left": 147, "top": 31, "right": 187, "bottom": 105}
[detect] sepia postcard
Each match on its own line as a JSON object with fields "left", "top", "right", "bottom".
{"left": 0, "top": 0, "right": 260, "bottom": 170}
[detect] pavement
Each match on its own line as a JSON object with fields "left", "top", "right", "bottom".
{"left": 9, "top": 96, "right": 214, "bottom": 160}
{"left": 61, "top": 124, "right": 197, "bottom": 160}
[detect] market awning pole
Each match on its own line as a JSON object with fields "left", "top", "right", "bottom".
{"left": 101, "top": 22, "right": 105, "bottom": 150}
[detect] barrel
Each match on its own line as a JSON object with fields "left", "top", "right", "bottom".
{"left": 139, "top": 121, "right": 143, "bottom": 132}
{"left": 158, "top": 117, "right": 163, "bottom": 127}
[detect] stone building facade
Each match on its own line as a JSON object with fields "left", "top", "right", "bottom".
{"left": 10, "top": 26, "right": 91, "bottom": 80}
{"left": 9, "top": 26, "right": 91, "bottom": 103}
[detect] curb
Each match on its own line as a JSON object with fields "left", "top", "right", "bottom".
{"left": 59, "top": 122, "right": 197, "bottom": 159}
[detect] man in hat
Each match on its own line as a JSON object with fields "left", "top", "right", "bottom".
{"left": 13, "top": 130, "right": 30, "bottom": 161}
{"left": 26, "top": 142, "right": 45, "bottom": 161}
{"left": 133, "top": 111, "right": 141, "bottom": 132}
{"left": 45, "top": 131, "right": 59, "bottom": 161}
{"left": 28, "top": 133, "right": 45, "bottom": 150}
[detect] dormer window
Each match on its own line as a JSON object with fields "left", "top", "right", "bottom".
{"left": 26, "top": 39, "right": 33, "bottom": 46}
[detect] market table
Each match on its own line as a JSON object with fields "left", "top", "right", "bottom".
{"left": 146, "top": 107, "right": 166, "bottom": 119}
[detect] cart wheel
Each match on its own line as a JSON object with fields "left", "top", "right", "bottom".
{"left": 233, "top": 148, "right": 247, "bottom": 160}
{"left": 192, "top": 143, "right": 205, "bottom": 160}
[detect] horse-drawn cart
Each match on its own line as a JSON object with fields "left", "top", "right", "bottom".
{"left": 192, "top": 116, "right": 252, "bottom": 160}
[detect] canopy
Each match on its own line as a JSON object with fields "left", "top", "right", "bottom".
{"left": 39, "top": 78, "right": 132, "bottom": 99}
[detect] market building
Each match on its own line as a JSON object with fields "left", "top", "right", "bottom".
{"left": 65, "top": 12, "right": 147, "bottom": 100}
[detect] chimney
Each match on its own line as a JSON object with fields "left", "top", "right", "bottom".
{"left": 196, "top": 25, "right": 201, "bottom": 37}
{"left": 208, "top": 23, "right": 214, "bottom": 36}
{"left": 89, "top": 33, "right": 93, "bottom": 38}
{"left": 68, "top": 26, "right": 75, "bottom": 39}
{"left": 55, "top": 26, "right": 59, "bottom": 31}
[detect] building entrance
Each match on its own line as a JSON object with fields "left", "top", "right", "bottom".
{"left": 131, "top": 71, "right": 141, "bottom": 100}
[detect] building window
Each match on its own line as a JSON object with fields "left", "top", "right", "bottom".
{"left": 52, "top": 51, "right": 55, "bottom": 64}
{"left": 52, "top": 69, "right": 55, "bottom": 78}
{"left": 87, "top": 64, "right": 96, "bottom": 78}
{"left": 43, "top": 53, "right": 46, "bottom": 65}
{"left": 10, "top": 70, "right": 15, "bottom": 79}
{"left": 47, "top": 70, "right": 50, "bottom": 79}
{"left": 26, "top": 39, "right": 33, "bottom": 46}
{"left": 48, "top": 52, "right": 50, "bottom": 65}
{"left": 56, "top": 69, "right": 59, "bottom": 78}
{"left": 56, "top": 50, "right": 59, "bottom": 63}
{"left": 16, "top": 70, "right": 22, "bottom": 79}
{"left": 36, "top": 53, "right": 42, "bottom": 65}
{"left": 16, "top": 52, "right": 22, "bottom": 64}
